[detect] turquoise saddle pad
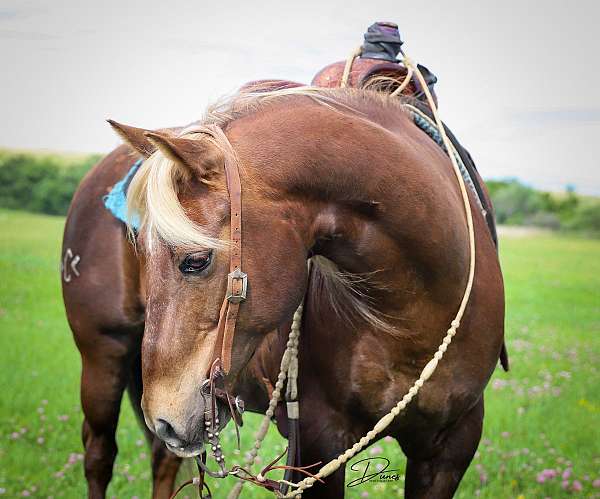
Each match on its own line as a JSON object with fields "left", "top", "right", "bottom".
{"left": 102, "top": 159, "right": 142, "bottom": 230}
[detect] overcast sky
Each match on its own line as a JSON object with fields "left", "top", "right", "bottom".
{"left": 1, "top": 0, "right": 599, "bottom": 194}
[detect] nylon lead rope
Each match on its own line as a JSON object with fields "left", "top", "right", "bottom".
{"left": 274, "top": 55, "right": 477, "bottom": 498}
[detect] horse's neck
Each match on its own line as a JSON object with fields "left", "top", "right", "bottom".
{"left": 232, "top": 98, "right": 481, "bottom": 425}
{"left": 237, "top": 99, "right": 472, "bottom": 388}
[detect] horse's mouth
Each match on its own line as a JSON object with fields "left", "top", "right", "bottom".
{"left": 166, "top": 441, "right": 205, "bottom": 458}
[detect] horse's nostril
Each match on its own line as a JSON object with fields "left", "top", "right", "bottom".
{"left": 154, "top": 418, "right": 183, "bottom": 444}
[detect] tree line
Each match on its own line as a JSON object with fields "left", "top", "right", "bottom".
{"left": 1, "top": 150, "right": 599, "bottom": 235}
{"left": 486, "top": 179, "right": 600, "bottom": 234}
{"left": 0, "top": 150, "right": 101, "bottom": 216}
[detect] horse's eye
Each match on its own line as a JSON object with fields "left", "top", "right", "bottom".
{"left": 179, "top": 252, "right": 212, "bottom": 274}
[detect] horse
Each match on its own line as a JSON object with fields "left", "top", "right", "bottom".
{"left": 117, "top": 86, "right": 505, "bottom": 498}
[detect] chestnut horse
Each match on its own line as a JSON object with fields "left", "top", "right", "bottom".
{"left": 123, "top": 87, "right": 504, "bottom": 497}
{"left": 62, "top": 88, "right": 504, "bottom": 498}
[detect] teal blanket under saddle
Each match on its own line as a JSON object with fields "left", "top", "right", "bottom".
{"left": 103, "top": 159, "right": 142, "bottom": 230}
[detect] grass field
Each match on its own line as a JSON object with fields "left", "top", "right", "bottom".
{"left": 0, "top": 209, "right": 598, "bottom": 498}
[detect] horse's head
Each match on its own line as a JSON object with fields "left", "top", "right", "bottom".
{"left": 113, "top": 121, "right": 308, "bottom": 457}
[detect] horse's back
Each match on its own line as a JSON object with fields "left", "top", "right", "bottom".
{"left": 61, "top": 145, "right": 144, "bottom": 350}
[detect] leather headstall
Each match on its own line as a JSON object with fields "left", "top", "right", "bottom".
{"left": 208, "top": 148, "right": 247, "bottom": 378}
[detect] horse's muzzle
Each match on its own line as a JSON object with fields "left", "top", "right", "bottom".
{"left": 149, "top": 372, "right": 244, "bottom": 460}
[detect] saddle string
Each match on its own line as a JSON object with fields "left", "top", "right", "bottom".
{"left": 390, "top": 63, "right": 414, "bottom": 96}
{"left": 340, "top": 44, "right": 414, "bottom": 97}
{"left": 340, "top": 45, "right": 362, "bottom": 88}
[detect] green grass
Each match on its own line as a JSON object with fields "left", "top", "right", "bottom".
{"left": 0, "top": 209, "right": 598, "bottom": 498}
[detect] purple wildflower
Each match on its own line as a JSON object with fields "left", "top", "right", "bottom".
{"left": 369, "top": 446, "right": 383, "bottom": 456}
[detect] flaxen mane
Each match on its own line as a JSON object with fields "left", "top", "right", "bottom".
{"left": 127, "top": 86, "right": 405, "bottom": 334}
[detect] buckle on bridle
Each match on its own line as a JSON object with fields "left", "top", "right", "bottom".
{"left": 226, "top": 268, "right": 248, "bottom": 303}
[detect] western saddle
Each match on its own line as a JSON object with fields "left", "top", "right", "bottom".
{"left": 244, "top": 22, "right": 439, "bottom": 105}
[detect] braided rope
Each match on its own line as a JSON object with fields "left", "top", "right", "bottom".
{"left": 227, "top": 300, "right": 305, "bottom": 499}
{"left": 277, "top": 55, "right": 477, "bottom": 498}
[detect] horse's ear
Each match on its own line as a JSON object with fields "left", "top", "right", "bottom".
{"left": 107, "top": 120, "right": 156, "bottom": 158}
{"left": 144, "top": 131, "right": 223, "bottom": 179}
